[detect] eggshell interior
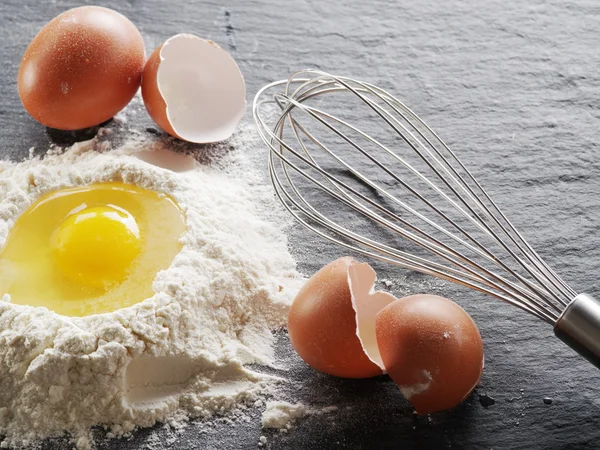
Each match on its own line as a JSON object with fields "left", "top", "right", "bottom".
{"left": 347, "top": 262, "right": 396, "bottom": 371}
{"left": 156, "top": 34, "right": 246, "bottom": 143}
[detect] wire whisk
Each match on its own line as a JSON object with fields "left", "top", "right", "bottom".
{"left": 253, "top": 69, "right": 600, "bottom": 368}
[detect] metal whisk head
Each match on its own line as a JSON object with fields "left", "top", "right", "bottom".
{"left": 253, "top": 69, "right": 600, "bottom": 367}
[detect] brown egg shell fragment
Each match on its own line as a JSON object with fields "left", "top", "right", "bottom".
{"left": 141, "top": 33, "right": 246, "bottom": 144}
{"left": 287, "top": 257, "right": 384, "bottom": 378}
{"left": 375, "top": 294, "right": 484, "bottom": 414}
{"left": 141, "top": 43, "right": 177, "bottom": 137}
{"left": 18, "top": 6, "right": 145, "bottom": 130}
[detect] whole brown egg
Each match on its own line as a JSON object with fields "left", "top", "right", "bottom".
{"left": 18, "top": 6, "right": 145, "bottom": 130}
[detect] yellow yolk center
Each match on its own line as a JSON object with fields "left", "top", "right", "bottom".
{"left": 51, "top": 206, "right": 142, "bottom": 289}
{"left": 0, "top": 182, "right": 186, "bottom": 317}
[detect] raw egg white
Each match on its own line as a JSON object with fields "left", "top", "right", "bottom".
{"left": 18, "top": 6, "right": 145, "bottom": 130}
{"left": 141, "top": 33, "right": 246, "bottom": 143}
{"left": 288, "top": 257, "right": 484, "bottom": 413}
{"left": 0, "top": 183, "right": 186, "bottom": 317}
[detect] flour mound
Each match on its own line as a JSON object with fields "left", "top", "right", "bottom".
{"left": 0, "top": 125, "right": 303, "bottom": 449}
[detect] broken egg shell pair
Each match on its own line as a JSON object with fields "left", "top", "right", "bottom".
{"left": 142, "top": 34, "right": 246, "bottom": 144}
{"left": 287, "top": 257, "right": 484, "bottom": 414}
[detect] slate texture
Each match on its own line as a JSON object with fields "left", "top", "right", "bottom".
{"left": 1, "top": 0, "right": 600, "bottom": 449}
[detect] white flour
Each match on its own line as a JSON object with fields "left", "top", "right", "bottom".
{"left": 0, "top": 124, "right": 303, "bottom": 449}
{"left": 261, "top": 401, "right": 308, "bottom": 430}
{"left": 261, "top": 401, "right": 338, "bottom": 431}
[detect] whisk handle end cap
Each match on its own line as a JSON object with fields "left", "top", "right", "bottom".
{"left": 555, "top": 293, "right": 600, "bottom": 369}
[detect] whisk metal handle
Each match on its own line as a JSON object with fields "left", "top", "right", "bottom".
{"left": 555, "top": 293, "right": 600, "bottom": 369}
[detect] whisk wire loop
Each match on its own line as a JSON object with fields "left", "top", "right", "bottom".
{"left": 278, "top": 91, "right": 569, "bottom": 316}
{"left": 311, "top": 74, "right": 573, "bottom": 307}
{"left": 253, "top": 69, "right": 577, "bottom": 326}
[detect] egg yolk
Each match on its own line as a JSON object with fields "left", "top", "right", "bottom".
{"left": 51, "top": 206, "right": 142, "bottom": 289}
{"left": 0, "top": 183, "right": 186, "bottom": 317}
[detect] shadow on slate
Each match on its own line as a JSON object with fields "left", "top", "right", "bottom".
{"left": 45, "top": 121, "right": 110, "bottom": 147}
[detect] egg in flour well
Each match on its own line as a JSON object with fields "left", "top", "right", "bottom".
{"left": 0, "top": 182, "right": 186, "bottom": 317}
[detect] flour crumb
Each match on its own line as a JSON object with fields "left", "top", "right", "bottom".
{"left": 74, "top": 434, "right": 92, "bottom": 450}
{"left": 314, "top": 406, "right": 339, "bottom": 415}
{"left": 261, "top": 401, "right": 308, "bottom": 430}
{"left": 261, "top": 401, "right": 338, "bottom": 431}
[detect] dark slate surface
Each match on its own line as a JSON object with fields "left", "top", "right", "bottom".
{"left": 2, "top": 0, "right": 600, "bottom": 449}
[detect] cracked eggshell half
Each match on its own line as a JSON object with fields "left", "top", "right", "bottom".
{"left": 375, "top": 294, "right": 484, "bottom": 414}
{"left": 141, "top": 34, "right": 246, "bottom": 143}
{"left": 287, "top": 257, "right": 394, "bottom": 378}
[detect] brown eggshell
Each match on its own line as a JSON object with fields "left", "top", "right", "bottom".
{"left": 375, "top": 294, "right": 484, "bottom": 414}
{"left": 288, "top": 257, "right": 384, "bottom": 378}
{"left": 141, "top": 34, "right": 246, "bottom": 143}
{"left": 18, "top": 6, "right": 145, "bottom": 130}
{"left": 140, "top": 43, "right": 178, "bottom": 138}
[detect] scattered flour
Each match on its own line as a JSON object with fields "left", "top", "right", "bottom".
{"left": 381, "top": 279, "right": 393, "bottom": 289}
{"left": 0, "top": 123, "right": 304, "bottom": 449}
{"left": 261, "top": 401, "right": 338, "bottom": 431}
{"left": 399, "top": 370, "right": 433, "bottom": 400}
{"left": 261, "top": 401, "right": 308, "bottom": 430}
